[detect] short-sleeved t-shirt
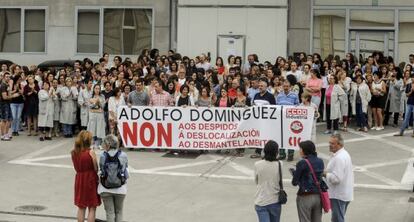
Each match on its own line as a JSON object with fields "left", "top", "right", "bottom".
{"left": 0, "top": 82, "right": 9, "bottom": 104}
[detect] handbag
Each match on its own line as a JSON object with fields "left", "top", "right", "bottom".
{"left": 304, "top": 159, "right": 331, "bottom": 213}
{"left": 277, "top": 161, "right": 288, "bottom": 205}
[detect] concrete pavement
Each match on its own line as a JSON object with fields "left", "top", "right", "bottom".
{"left": 0, "top": 125, "right": 413, "bottom": 222}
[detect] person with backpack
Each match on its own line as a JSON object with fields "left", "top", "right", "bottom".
{"left": 98, "top": 134, "right": 129, "bottom": 222}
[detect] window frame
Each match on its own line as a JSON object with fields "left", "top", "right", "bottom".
{"left": 310, "top": 3, "right": 405, "bottom": 62}
{"left": 0, "top": 6, "right": 48, "bottom": 54}
{"left": 75, "top": 6, "right": 155, "bottom": 56}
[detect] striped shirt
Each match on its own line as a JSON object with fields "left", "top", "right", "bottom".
{"left": 150, "top": 90, "right": 173, "bottom": 106}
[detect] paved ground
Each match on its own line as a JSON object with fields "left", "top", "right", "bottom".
{"left": 0, "top": 124, "right": 414, "bottom": 222}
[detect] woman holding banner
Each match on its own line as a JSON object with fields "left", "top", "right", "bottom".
{"left": 300, "top": 92, "right": 319, "bottom": 142}
{"left": 108, "top": 88, "right": 125, "bottom": 136}
{"left": 175, "top": 84, "right": 195, "bottom": 107}
{"left": 195, "top": 86, "right": 212, "bottom": 107}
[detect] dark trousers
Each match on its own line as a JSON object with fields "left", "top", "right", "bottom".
{"left": 279, "top": 149, "right": 294, "bottom": 157}
{"left": 383, "top": 102, "right": 399, "bottom": 125}
{"left": 355, "top": 103, "right": 368, "bottom": 128}
{"left": 319, "top": 88, "right": 326, "bottom": 121}
{"left": 326, "top": 105, "right": 339, "bottom": 130}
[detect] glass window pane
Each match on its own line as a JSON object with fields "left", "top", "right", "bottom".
{"left": 124, "top": 9, "right": 134, "bottom": 27}
{"left": 24, "top": 9, "right": 45, "bottom": 52}
{"left": 77, "top": 10, "right": 99, "bottom": 53}
{"left": 104, "top": 9, "right": 152, "bottom": 55}
{"left": 350, "top": 10, "right": 394, "bottom": 27}
{"left": 399, "top": 11, "right": 414, "bottom": 63}
{"left": 0, "top": 9, "right": 21, "bottom": 52}
{"left": 315, "top": 0, "right": 371, "bottom": 5}
{"left": 313, "top": 10, "right": 346, "bottom": 59}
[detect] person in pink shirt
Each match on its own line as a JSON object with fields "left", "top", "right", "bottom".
{"left": 306, "top": 69, "right": 323, "bottom": 107}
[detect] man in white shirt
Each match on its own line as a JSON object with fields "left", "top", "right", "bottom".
{"left": 323, "top": 134, "right": 354, "bottom": 222}
{"left": 196, "top": 54, "right": 212, "bottom": 71}
{"left": 286, "top": 62, "right": 303, "bottom": 82}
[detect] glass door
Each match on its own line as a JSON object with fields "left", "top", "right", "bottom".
{"left": 349, "top": 30, "right": 394, "bottom": 62}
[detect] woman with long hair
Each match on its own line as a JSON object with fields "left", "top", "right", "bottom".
{"left": 323, "top": 75, "right": 346, "bottom": 134}
{"left": 23, "top": 75, "right": 40, "bottom": 136}
{"left": 254, "top": 140, "right": 283, "bottom": 222}
{"left": 370, "top": 72, "right": 387, "bottom": 130}
{"left": 305, "top": 68, "right": 323, "bottom": 108}
{"left": 107, "top": 88, "right": 125, "bottom": 135}
{"left": 9, "top": 74, "right": 24, "bottom": 136}
{"left": 59, "top": 77, "right": 78, "bottom": 138}
{"left": 175, "top": 84, "right": 195, "bottom": 107}
{"left": 38, "top": 81, "right": 56, "bottom": 141}
{"left": 196, "top": 86, "right": 212, "bottom": 107}
{"left": 291, "top": 141, "right": 327, "bottom": 222}
{"left": 87, "top": 84, "right": 106, "bottom": 149}
{"left": 384, "top": 67, "right": 403, "bottom": 127}
{"left": 350, "top": 75, "right": 372, "bottom": 132}
{"left": 215, "top": 57, "right": 225, "bottom": 75}
{"left": 71, "top": 130, "right": 101, "bottom": 222}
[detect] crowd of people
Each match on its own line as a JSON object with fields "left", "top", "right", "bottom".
{"left": 1, "top": 49, "right": 414, "bottom": 159}
{"left": 3, "top": 49, "right": 410, "bottom": 222}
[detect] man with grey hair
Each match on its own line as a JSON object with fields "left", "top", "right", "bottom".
{"left": 98, "top": 134, "right": 129, "bottom": 222}
{"left": 323, "top": 134, "right": 354, "bottom": 222}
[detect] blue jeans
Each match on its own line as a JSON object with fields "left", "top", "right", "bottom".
{"left": 10, "top": 103, "right": 24, "bottom": 133}
{"left": 355, "top": 103, "right": 367, "bottom": 128}
{"left": 311, "top": 96, "right": 321, "bottom": 108}
{"left": 331, "top": 199, "right": 350, "bottom": 222}
{"left": 400, "top": 104, "right": 414, "bottom": 134}
{"left": 62, "top": 124, "right": 73, "bottom": 136}
{"left": 255, "top": 202, "right": 281, "bottom": 222}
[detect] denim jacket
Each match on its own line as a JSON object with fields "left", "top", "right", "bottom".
{"left": 291, "top": 155, "right": 328, "bottom": 195}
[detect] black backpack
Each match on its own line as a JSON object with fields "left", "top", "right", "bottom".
{"left": 100, "top": 150, "right": 126, "bottom": 189}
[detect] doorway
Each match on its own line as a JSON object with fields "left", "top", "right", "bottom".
{"left": 217, "top": 35, "right": 246, "bottom": 62}
{"left": 349, "top": 30, "right": 394, "bottom": 62}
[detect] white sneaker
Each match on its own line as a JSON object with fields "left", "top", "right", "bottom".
{"left": 371, "top": 126, "right": 378, "bottom": 130}
{"left": 376, "top": 126, "right": 384, "bottom": 131}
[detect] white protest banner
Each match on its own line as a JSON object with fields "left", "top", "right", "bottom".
{"left": 117, "top": 105, "right": 314, "bottom": 150}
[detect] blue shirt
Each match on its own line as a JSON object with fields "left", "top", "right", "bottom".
{"left": 247, "top": 87, "right": 260, "bottom": 101}
{"left": 276, "top": 91, "right": 299, "bottom": 105}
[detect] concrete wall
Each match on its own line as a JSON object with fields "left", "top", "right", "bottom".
{"left": 0, "top": 0, "right": 170, "bottom": 66}
{"left": 288, "top": 0, "right": 311, "bottom": 55}
{"left": 177, "top": 0, "right": 288, "bottom": 64}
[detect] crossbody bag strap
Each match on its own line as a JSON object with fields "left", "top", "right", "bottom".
{"left": 278, "top": 160, "right": 283, "bottom": 190}
{"left": 304, "top": 158, "right": 323, "bottom": 193}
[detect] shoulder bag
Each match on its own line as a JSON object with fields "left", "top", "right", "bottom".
{"left": 304, "top": 159, "right": 331, "bottom": 213}
{"left": 277, "top": 161, "right": 288, "bottom": 204}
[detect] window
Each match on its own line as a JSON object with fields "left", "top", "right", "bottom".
{"left": 24, "top": 9, "right": 45, "bottom": 52}
{"left": 399, "top": 11, "right": 414, "bottom": 63}
{"left": 0, "top": 9, "right": 21, "bottom": 52}
{"left": 77, "top": 9, "right": 100, "bottom": 53}
{"left": 76, "top": 8, "right": 153, "bottom": 55}
{"left": 0, "top": 8, "right": 46, "bottom": 53}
